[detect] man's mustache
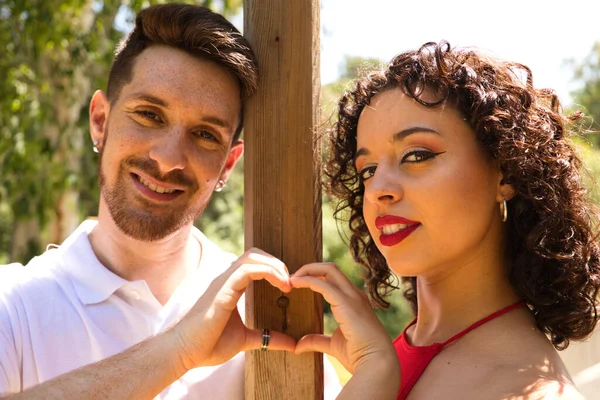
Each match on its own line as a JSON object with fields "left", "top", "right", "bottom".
{"left": 123, "top": 157, "right": 195, "bottom": 188}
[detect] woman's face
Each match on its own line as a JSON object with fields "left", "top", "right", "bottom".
{"left": 355, "top": 88, "right": 506, "bottom": 279}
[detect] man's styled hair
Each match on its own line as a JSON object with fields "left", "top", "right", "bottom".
{"left": 106, "top": 3, "right": 258, "bottom": 141}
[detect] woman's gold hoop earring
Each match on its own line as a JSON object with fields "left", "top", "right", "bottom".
{"left": 500, "top": 198, "right": 508, "bottom": 223}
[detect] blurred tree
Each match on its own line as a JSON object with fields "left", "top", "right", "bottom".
{"left": 0, "top": 0, "right": 241, "bottom": 263}
{"left": 195, "top": 156, "right": 245, "bottom": 255}
{"left": 339, "top": 55, "right": 384, "bottom": 80}
{"left": 568, "top": 41, "right": 600, "bottom": 147}
{"left": 566, "top": 42, "right": 600, "bottom": 205}
{"left": 573, "top": 139, "right": 600, "bottom": 206}
{"left": 321, "top": 55, "right": 383, "bottom": 119}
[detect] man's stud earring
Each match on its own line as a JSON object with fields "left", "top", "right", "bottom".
{"left": 93, "top": 140, "right": 99, "bottom": 153}
{"left": 214, "top": 179, "right": 226, "bottom": 192}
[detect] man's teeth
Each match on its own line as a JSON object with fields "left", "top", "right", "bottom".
{"left": 382, "top": 223, "right": 411, "bottom": 235}
{"left": 138, "top": 176, "right": 176, "bottom": 194}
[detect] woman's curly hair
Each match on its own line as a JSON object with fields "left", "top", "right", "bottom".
{"left": 324, "top": 41, "right": 600, "bottom": 350}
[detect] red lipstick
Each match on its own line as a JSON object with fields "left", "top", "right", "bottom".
{"left": 375, "top": 215, "right": 420, "bottom": 247}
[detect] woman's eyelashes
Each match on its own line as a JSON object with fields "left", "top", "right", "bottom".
{"left": 401, "top": 149, "right": 446, "bottom": 163}
{"left": 358, "top": 150, "right": 446, "bottom": 183}
{"left": 359, "top": 165, "right": 377, "bottom": 182}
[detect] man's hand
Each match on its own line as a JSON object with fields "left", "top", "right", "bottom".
{"left": 0, "top": 248, "right": 297, "bottom": 400}
{"left": 172, "top": 247, "right": 297, "bottom": 370}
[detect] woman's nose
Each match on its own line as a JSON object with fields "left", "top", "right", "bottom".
{"left": 363, "top": 167, "right": 403, "bottom": 205}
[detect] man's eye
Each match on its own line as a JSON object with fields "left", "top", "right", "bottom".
{"left": 401, "top": 150, "right": 444, "bottom": 163}
{"left": 135, "top": 110, "right": 162, "bottom": 122}
{"left": 194, "top": 130, "right": 218, "bottom": 142}
{"left": 358, "top": 165, "right": 377, "bottom": 182}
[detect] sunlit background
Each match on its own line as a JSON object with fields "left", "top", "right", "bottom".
{"left": 1, "top": 0, "right": 599, "bottom": 393}
{"left": 320, "top": 0, "right": 600, "bottom": 105}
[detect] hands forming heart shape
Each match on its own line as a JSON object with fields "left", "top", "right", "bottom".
{"left": 170, "top": 248, "right": 400, "bottom": 398}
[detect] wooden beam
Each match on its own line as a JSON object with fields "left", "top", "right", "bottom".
{"left": 243, "top": 0, "right": 322, "bottom": 399}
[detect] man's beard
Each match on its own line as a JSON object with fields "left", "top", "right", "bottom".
{"left": 98, "top": 152, "right": 206, "bottom": 242}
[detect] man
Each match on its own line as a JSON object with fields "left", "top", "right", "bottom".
{"left": 0, "top": 4, "right": 340, "bottom": 398}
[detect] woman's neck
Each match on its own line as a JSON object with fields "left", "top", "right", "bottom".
{"left": 410, "top": 253, "right": 520, "bottom": 346}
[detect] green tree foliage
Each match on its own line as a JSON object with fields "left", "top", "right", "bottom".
{"left": 321, "top": 55, "right": 384, "bottom": 120}
{"left": 567, "top": 42, "right": 600, "bottom": 204}
{"left": 569, "top": 42, "right": 600, "bottom": 148}
{"left": 195, "top": 156, "right": 245, "bottom": 255}
{"left": 0, "top": 0, "right": 241, "bottom": 263}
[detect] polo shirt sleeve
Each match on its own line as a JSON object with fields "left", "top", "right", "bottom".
{"left": 0, "top": 264, "right": 24, "bottom": 394}
{"left": 0, "top": 322, "right": 20, "bottom": 394}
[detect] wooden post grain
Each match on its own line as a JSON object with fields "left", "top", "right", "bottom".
{"left": 243, "top": 0, "right": 323, "bottom": 399}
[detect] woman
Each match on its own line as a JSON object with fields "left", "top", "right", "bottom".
{"left": 295, "top": 41, "right": 600, "bottom": 399}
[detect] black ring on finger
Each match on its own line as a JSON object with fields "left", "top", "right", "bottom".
{"left": 261, "top": 328, "right": 270, "bottom": 351}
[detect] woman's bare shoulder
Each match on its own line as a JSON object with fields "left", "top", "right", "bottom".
{"left": 464, "top": 315, "right": 582, "bottom": 399}
{"left": 492, "top": 375, "right": 583, "bottom": 400}
{"left": 486, "top": 351, "right": 582, "bottom": 400}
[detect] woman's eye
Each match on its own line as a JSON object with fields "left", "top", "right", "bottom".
{"left": 401, "top": 150, "right": 444, "bottom": 163}
{"left": 358, "top": 165, "right": 377, "bottom": 182}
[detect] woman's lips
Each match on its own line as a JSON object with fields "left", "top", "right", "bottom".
{"left": 375, "top": 215, "right": 421, "bottom": 247}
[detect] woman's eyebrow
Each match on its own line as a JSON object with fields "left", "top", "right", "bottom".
{"left": 392, "top": 126, "right": 440, "bottom": 142}
{"left": 354, "top": 126, "right": 440, "bottom": 163}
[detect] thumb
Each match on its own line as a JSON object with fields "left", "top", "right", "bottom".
{"left": 294, "top": 334, "right": 332, "bottom": 355}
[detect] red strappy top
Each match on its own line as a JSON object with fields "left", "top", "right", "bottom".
{"left": 393, "top": 301, "right": 525, "bottom": 400}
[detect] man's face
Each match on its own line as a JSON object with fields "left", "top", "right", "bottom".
{"left": 92, "top": 45, "right": 243, "bottom": 241}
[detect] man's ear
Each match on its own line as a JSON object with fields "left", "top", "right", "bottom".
{"left": 219, "top": 140, "right": 244, "bottom": 183}
{"left": 89, "top": 90, "right": 110, "bottom": 149}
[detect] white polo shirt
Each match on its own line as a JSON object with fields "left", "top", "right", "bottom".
{"left": 0, "top": 220, "right": 341, "bottom": 399}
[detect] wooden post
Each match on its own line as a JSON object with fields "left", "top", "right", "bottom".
{"left": 243, "top": 0, "right": 323, "bottom": 399}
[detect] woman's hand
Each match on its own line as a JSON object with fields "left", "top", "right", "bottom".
{"left": 171, "top": 248, "right": 296, "bottom": 370}
{"left": 291, "top": 262, "right": 400, "bottom": 399}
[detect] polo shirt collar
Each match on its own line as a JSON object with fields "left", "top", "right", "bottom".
{"left": 58, "top": 220, "right": 128, "bottom": 305}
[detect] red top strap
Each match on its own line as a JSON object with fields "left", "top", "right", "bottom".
{"left": 394, "top": 300, "right": 526, "bottom": 400}
{"left": 440, "top": 301, "right": 526, "bottom": 347}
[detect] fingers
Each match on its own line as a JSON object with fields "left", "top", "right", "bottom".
{"left": 292, "top": 262, "right": 360, "bottom": 299}
{"left": 204, "top": 248, "right": 291, "bottom": 311}
{"left": 290, "top": 275, "right": 346, "bottom": 308}
{"left": 294, "top": 333, "right": 332, "bottom": 356}
{"left": 229, "top": 248, "right": 291, "bottom": 290}
{"left": 228, "top": 264, "right": 292, "bottom": 296}
{"left": 244, "top": 328, "right": 296, "bottom": 352}
{"left": 243, "top": 248, "right": 290, "bottom": 276}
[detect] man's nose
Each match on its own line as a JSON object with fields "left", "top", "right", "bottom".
{"left": 148, "top": 127, "right": 187, "bottom": 173}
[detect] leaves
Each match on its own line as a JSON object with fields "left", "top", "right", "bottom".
{"left": 569, "top": 41, "right": 600, "bottom": 147}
